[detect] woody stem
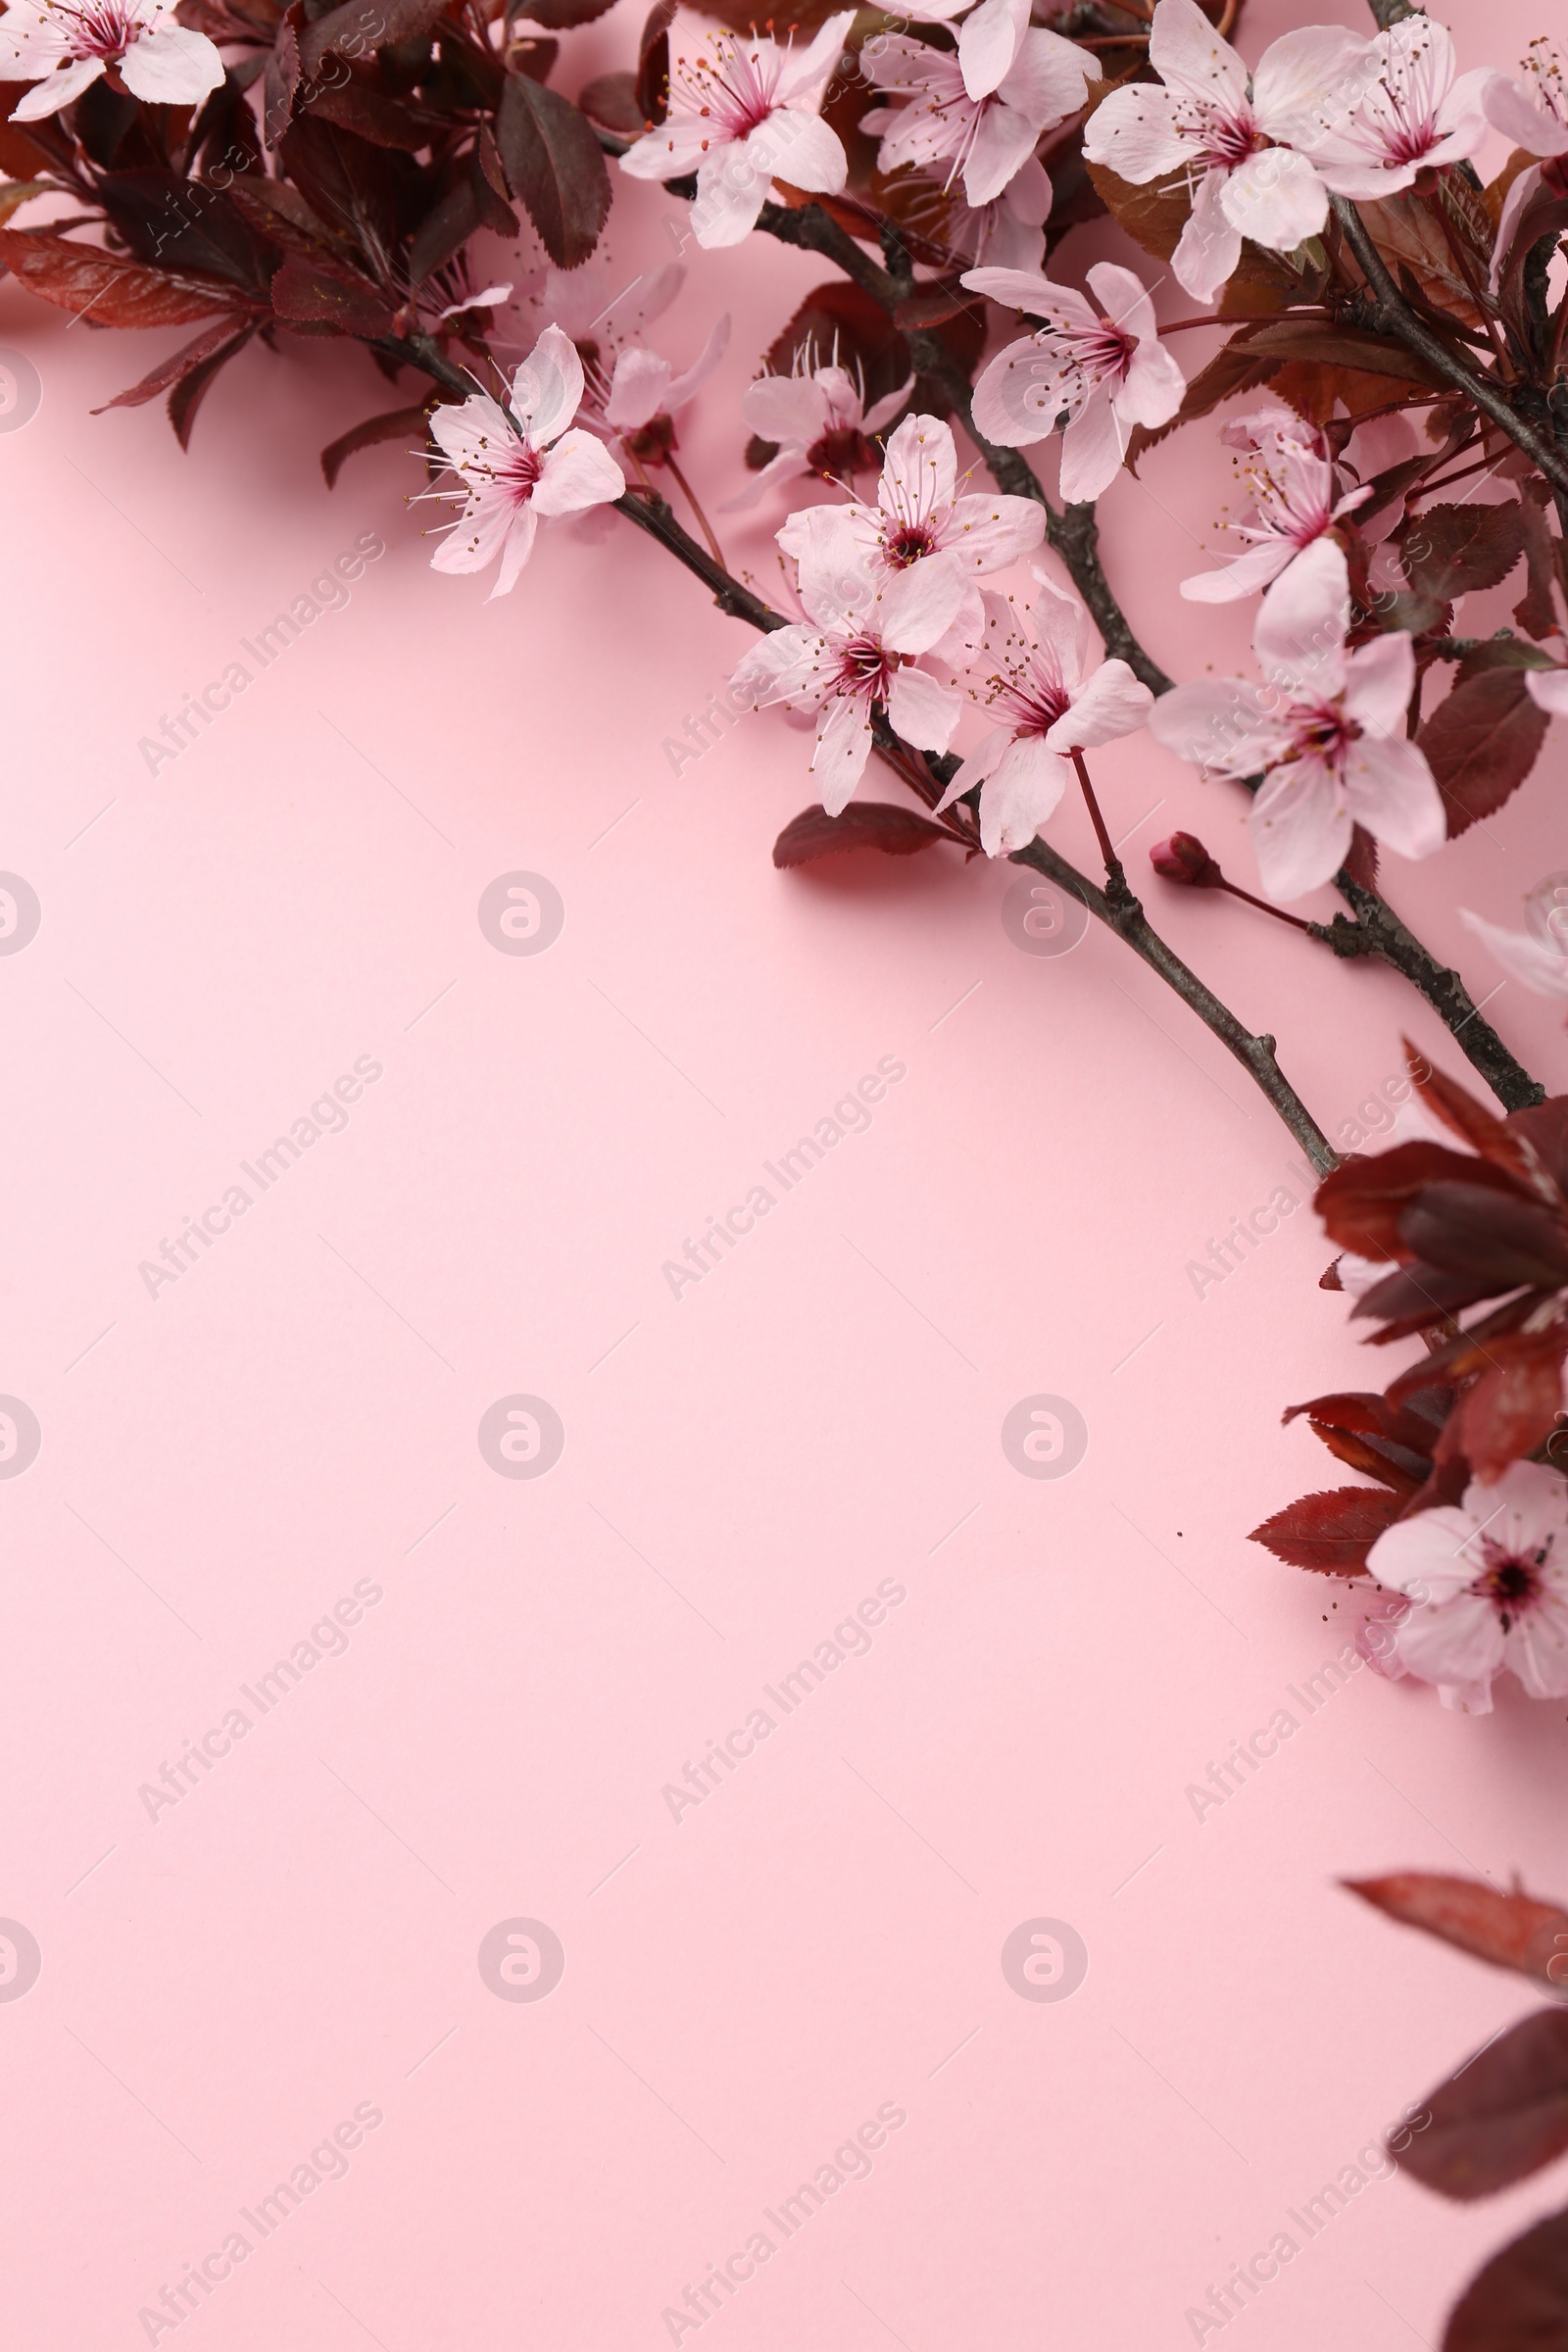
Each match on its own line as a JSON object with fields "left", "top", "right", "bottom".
{"left": 1070, "top": 750, "right": 1129, "bottom": 903}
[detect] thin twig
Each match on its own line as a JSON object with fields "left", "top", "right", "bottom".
{"left": 611, "top": 485, "right": 1336, "bottom": 1168}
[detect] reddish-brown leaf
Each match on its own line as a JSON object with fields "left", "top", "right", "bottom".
{"left": 1402, "top": 501, "right": 1529, "bottom": 600}
{"left": 514, "top": 0, "right": 616, "bottom": 25}
{"left": 1508, "top": 1099, "right": 1568, "bottom": 1197}
{"left": 636, "top": 0, "right": 676, "bottom": 125}
{"left": 1248, "top": 1486, "right": 1402, "bottom": 1574}
{"left": 320, "top": 399, "right": 434, "bottom": 487}
{"left": 1281, "top": 1392, "right": 1438, "bottom": 1493}
{"left": 577, "top": 70, "right": 643, "bottom": 134}
{"left": 1315, "top": 1140, "right": 1525, "bottom": 1259}
{"left": 1459, "top": 1332, "right": 1568, "bottom": 1482}
{"left": 298, "top": 0, "right": 448, "bottom": 76}
{"left": 1445, "top": 2206, "right": 1568, "bottom": 2352}
{"left": 1406, "top": 1036, "right": 1555, "bottom": 1187}
{"left": 772, "top": 803, "right": 955, "bottom": 867}
{"left": 1400, "top": 2010, "right": 1568, "bottom": 2200}
{"left": 1346, "top": 1872, "right": 1568, "bottom": 1985}
{"left": 91, "top": 316, "right": 253, "bottom": 413}
{"left": 1418, "top": 663, "right": 1550, "bottom": 837}
{"left": 496, "top": 70, "right": 611, "bottom": 269}
{"left": 270, "top": 255, "right": 396, "bottom": 335}
{"left": 0, "top": 230, "right": 239, "bottom": 326}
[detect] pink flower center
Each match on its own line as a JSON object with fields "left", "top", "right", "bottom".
{"left": 1474, "top": 1532, "right": 1555, "bottom": 1629}
{"left": 678, "top": 38, "right": 785, "bottom": 139}
{"left": 1184, "top": 101, "right": 1265, "bottom": 173}
{"left": 1287, "top": 697, "right": 1359, "bottom": 769}
{"left": 835, "top": 634, "right": 893, "bottom": 702}
{"left": 60, "top": 0, "right": 139, "bottom": 57}
{"left": 884, "top": 521, "right": 939, "bottom": 567}
{"left": 494, "top": 440, "right": 544, "bottom": 506}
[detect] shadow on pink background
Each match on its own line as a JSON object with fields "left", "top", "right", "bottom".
{"left": 1, "top": 0, "right": 1566, "bottom": 2340}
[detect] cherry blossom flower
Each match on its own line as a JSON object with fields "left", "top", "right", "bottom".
{"left": 961, "top": 260, "right": 1185, "bottom": 502}
{"left": 1, "top": 0, "right": 224, "bottom": 118}
{"left": 776, "top": 413, "right": 1045, "bottom": 617}
{"left": 943, "top": 154, "right": 1053, "bottom": 270}
{"left": 1461, "top": 867, "right": 1568, "bottom": 1005}
{"left": 1489, "top": 43, "right": 1568, "bottom": 290}
{"left": 1148, "top": 539, "right": 1445, "bottom": 901}
{"left": 582, "top": 316, "right": 730, "bottom": 472}
{"left": 859, "top": 24, "right": 1097, "bottom": 209}
{"left": 729, "top": 513, "right": 965, "bottom": 811}
{"left": 425, "top": 325, "right": 625, "bottom": 598}
{"left": 1181, "top": 407, "right": 1370, "bottom": 603}
{"left": 933, "top": 578, "right": 1152, "bottom": 855}
{"left": 619, "top": 15, "right": 855, "bottom": 249}
{"left": 1302, "top": 14, "right": 1568, "bottom": 204}
{"left": 721, "top": 351, "right": 913, "bottom": 511}
{"left": 1082, "top": 0, "right": 1367, "bottom": 304}
{"left": 1365, "top": 1463, "right": 1568, "bottom": 1713}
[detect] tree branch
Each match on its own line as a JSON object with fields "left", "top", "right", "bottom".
{"left": 1332, "top": 195, "right": 1568, "bottom": 497}
{"left": 612, "top": 484, "right": 1337, "bottom": 1170}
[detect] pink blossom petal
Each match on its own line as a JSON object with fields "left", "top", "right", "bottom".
{"left": 936, "top": 724, "right": 1010, "bottom": 809}
{"left": 1249, "top": 753, "right": 1350, "bottom": 899}
{"left": 1392, "top": 1592, "right": 1504, "bottom": 1711}
{"left": 812, "top": 692, "right": 876, "bottom": 814}
{"left": 962, "top": 268, "right": 1096, "bottom": 332}
{"left": 1147, "top": 0, "right": 1249, "bottom": 109}
{"left": 962, "top": 97, "right": 1043, "bottom": 208}
{"left": 958, "top": 0, "right": 1030, "bottom": 102}
{"left": 1459, "top": 910, "right": 1568, "bottom": 1002}
{"left": 1058, "top": 382, "right": 1126, "bottom": 502}
{"left": 1080, "top": 81, "right": 1188, "bottom": 182}
{"left": 941, "top": 490, "right": 1047, "bottom": 571}
{"left": 879, "top": 412, "right": 957, "bottom": 528}
{"left": 690, "top": 151, "right": 771, "bottom": 248}
{"left": 999, "top": 27, "right": 1099, "bottom": 124}
{"left": 119, "top": 22, "right": 223, "bottom": 103}
{"left": 755, "top": 107, "right": 848, "bottom": 195}
{"left": 777, "top": 10, "right": 856, "bottom": 106}
{"left": 1180, "top": 540, "right": 1296, "bottom": 602}
{"left": 661, "top": 312, "right": 730, "bottom": 412}
{"left": 880, "top": 556, "right": 968, "bottom": 654}
{"left": 1218, "top": 144, "right": 1329, "bottom": 254}
{"left": 603, "top": 348, "right": 673, "bottom": 433}
{"left": 969, "top": 334, "right": 1072, "bottom": 448}
{"left": 10, "top": 52, "right": 103, "bottom": 113}
{"left": 1114, "top": 331, "right": 1185, "bottom": 429}
{"left": 531, "top": 429, "right": 625, "bottom": 516}
{"left": 1484, "top": 71, "right": 1568, "bottom": 156}
{"left": 1250, "top": 24, "right": 1370, "bottom": 137}
{"left": 1250, "top": 535, "right": 1348, "bottom": 692}
{"left": 510, "top": 323, "right": 584, "bottom": 448}
{"left": 1367, "top": 1506, "right": 1488, "bottom": 1605}
{"left": 1342, "top": 731, "right": 1445, "bottom": 863}
{"left": 1085, "top": 259, "right": 1158, "bottom": 346}
{"left": 978, "top": 735, "right": 1072, "bottom": 854}
{"left": 1047, "top": 657, "right": 1153, "bottom": 750}
{"left": 1528, "top": 666, "right": 1568, "bottom": 716}
{"left": 1148, "top": 676, "right": 1281, "bottom": 775}
{"left": 489, "top": 504, "right": 540, "bottom": 600}
{"left": 1170, "top": 167, "right": 1243, "bottom": 303}
{"left": 730, "top": 624, "right": 831, "bottom": 711}
{"left": 886, "top": 662, "right": 961, "bottom": 752}
{"left": 1340, "top": 628, "right": 1415, "bottom": 740}
{"left": 619, "top": 115, "right": 713, "bottom": 178}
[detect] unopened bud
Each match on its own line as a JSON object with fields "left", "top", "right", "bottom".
{"left": 1151, "top": 831, "right": 1223, "bottom": 887}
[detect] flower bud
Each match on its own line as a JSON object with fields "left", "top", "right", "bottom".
{"left": 1151, "top": 831, "right": 1223, "bottom": 887}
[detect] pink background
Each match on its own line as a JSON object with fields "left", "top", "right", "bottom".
{"left": 3, "top": 0, "right": 1567, "bottom": 2340}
